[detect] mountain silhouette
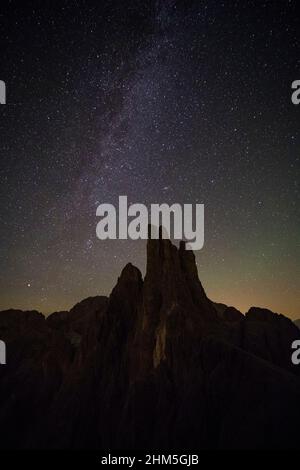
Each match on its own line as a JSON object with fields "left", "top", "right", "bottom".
{"left": 0, "top": 235, "right": 300, "bottom": 449}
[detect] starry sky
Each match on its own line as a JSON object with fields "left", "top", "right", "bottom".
{"left": 0, "top": 1, "right": 299, "bottom": 319}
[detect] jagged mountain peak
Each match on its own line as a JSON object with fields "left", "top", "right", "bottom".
{"left": 0, "top": 235, "right": 300, "bottom": 449}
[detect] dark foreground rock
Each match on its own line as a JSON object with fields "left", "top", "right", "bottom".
{"left": 0, "top": 237, "right": 299, "bottom": 449}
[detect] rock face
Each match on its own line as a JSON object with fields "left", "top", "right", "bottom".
{"left": 214, "top": 302, "right": 243, "bottom": 322}
{"left": 0, "top": 236, "right": 300, "bottom": 450}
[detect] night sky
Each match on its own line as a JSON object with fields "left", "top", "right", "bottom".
{"left": 0, "top": 1, "right": 299, "bottom": 319}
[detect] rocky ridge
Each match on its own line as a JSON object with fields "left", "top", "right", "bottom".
{"left": 0, "top": 236, "right": 299, "bottom": 449}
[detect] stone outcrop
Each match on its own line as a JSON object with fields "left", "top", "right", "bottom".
{"left": 0, "top": 236, "right": 300, "bottom": 449}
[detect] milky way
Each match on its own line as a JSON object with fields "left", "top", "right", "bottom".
{"left": 0, "top": 1, "right": 299, "bottom": 318}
